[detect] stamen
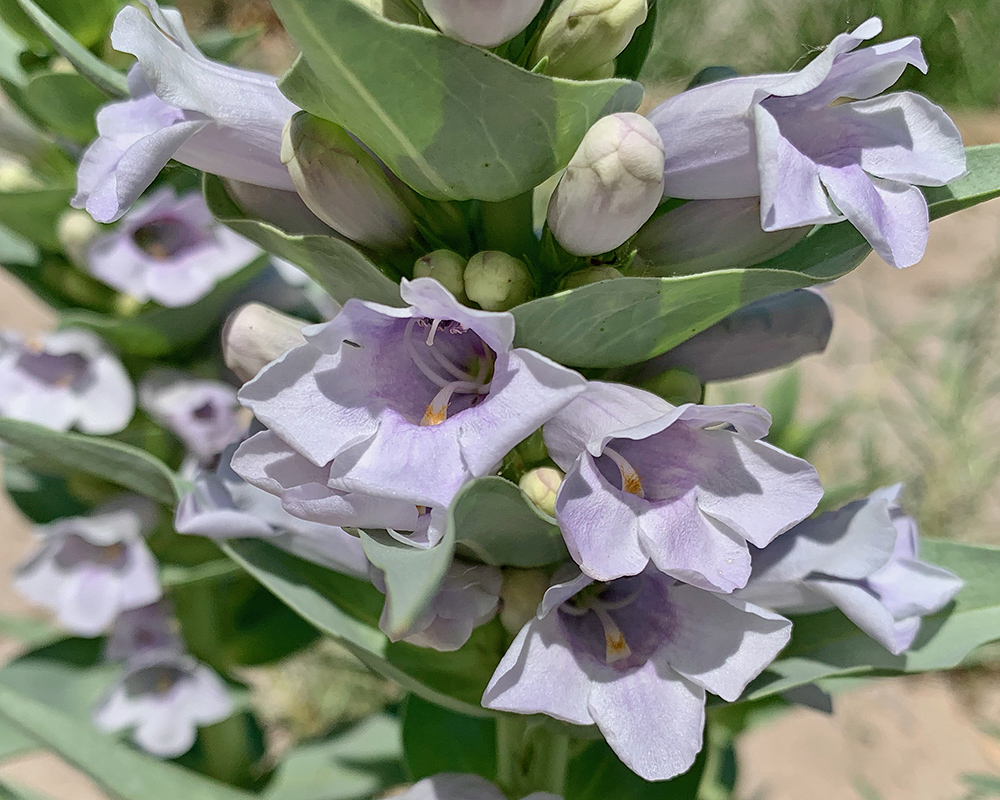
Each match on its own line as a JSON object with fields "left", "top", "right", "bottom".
{"left": 405, "top": 318, "right": 451, "bottom": 389}
{"left": 426, "top": 318, "right": 442, "bottom": 346}
{"left": 421, "top": 380, "right": 490, "bottom": 426}
{"left": 594, "top": 607, "right": 632, "bottom": 663}
{"left": 603, "top": 447, "right": 644, "bottom": 498}
{"left": 427, "top": 338, "right": 480, "bottom": 382}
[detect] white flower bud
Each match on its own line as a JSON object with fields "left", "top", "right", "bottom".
{"left": 57, "top": 209, "right": 102, "bottom": 267}
{"left": 632, "top": 198, "right": 811, "bottom": 276}
{"left": 281, "top": 112, "right": 417, "bottom": 251}
{"left": 0, "top": 159, "right": 41, "bottom": 192}
{"left": 518, "top": 466, "right": 563, "bottom": 517}
{"left": 532, "top": 0, "right": 647, "bottom": 79}
{"left": 464, "top": 251, "right": 533, "bottom": 311}
{"left": 414, "top": 250, "right": 468, "bottom": 302}
{"left": 560, "top": 265, "right": 622, "bottom": 290}
{"left": 424, "top": 0, "right": 546, "bottom": 47}
{"left": 548, "top": 112, "right": 664, "bottom": 256}
{"left": 499, "top": 568, "right": 550, "bottom": 635}
{"left": 222, "top": 303, "right": 307, "bottom": 382}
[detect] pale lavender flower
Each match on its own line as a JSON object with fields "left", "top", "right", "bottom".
{"left": 543, "top": 382, "right": 822, "bottom": 592}
{"left": 93, "top": 649, "right": 232, "bottom": 757}
{"left": 104, "top": 600, "right": 183, "bottom": 662}
{"left": 139, "top": 369, "right": 244, "bottom": 462}
{"left": 647, "top": 18, "right": 966, "bottom": 267}
{"left": 373, "top": 557, "right": 502, "bottom": 651}
{"left": 483, "top": 567, "right": 791, "bottom": 780}
{"left": 175, "top": 443, "right": 370, "bottom": 578}
{"left": 73, "top": 0, "right": 298, "bottom": 223}
{"left": 0, "top": 328, "right": 134, "bottom": 434}
{"left": 234, "top": 278, "right": 586, "bottom": 514}
{"left": 737, "top": 485, "right": 963, "bottom": 654}
{"left": 15, "top": 497, "right": 161, "bottom": 637}
{"left": 395, "top": 774, "right": 560, "bottom": 800}
{"left": 86, "top": 188, "right": 260, "bottom": 307}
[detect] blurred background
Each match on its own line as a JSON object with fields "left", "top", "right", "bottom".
{"left": 2, "top": 0, "right": 1000, "bottom": 798}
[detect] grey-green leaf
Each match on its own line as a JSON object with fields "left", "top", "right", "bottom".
{"left": 746, "top": 539, "right": 1000, "bottom": 701}
{"left": 0, "top": 419, "right": 183, "bottom": 505}
{"left": 0, "top": 683, "right": 254, "bottom": 800}
{"left": 203, "top": 174, "right": 402, "bottom": 306}
{"left": 18, "top": 71, "right": 105, "bottom": 143}
{"left": 924, "top": 144, "right": 1000, "bottom": 218}
{"left": 451, "top": 476, "right": 567, "bottom": 568}
{"left": 0, "top": 186, "right": 73, "bottom": 250}
{"left": 272, "top": 0, "right": 642, "bottom": 201}
{"left": 11, "top": 0, "right": 126, "bottom": 97}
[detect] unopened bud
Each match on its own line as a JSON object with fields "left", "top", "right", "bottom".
{"left": 353, "top": 0, "right": 421, "bottom": 23}
{"left": 281, "top": 112, "right": 416, "bottom": 251}
{"left": 499, "top": 568, "right": 550, "bottom": 635}
{"left": 548, "top": 112, "right": 664, "bottom": 256}
{"left": 560, "top": 265, "right": 622, "bottom": 290}
{"left": 518, "top": 466, "right": 563, "bottom": 517}
{"left": 424, "top": 0, "right": 546, "bottom": 47}
{"left": 637, "top": 368, "right": 702, "bottom": 405}
{"left": 414, "top": 250, "right": 468, "bottom": 302}
{"left": 222, "top": 303, "right": 307, "bottom": 382}
{"left": 0, "top": 160, "right": 42, "bottom": 192}
{"left": 57, "top": 209, "right": 102, "bottom": 267}
{"left": 532, "top": 0, "right": 647, "bottom": 79}
{"left": 464, "top": 251, "right": 533, "bottom": 311}
{"left": 632, "top": 198, "right": 810, "bottom": 276}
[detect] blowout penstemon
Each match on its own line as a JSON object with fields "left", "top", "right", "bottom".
{"left": 0, "top": 0, "right": 991, "bottom": 796}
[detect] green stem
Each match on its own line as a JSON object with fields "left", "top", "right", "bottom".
{"left": 496, "top": 714, "right": 571, "bottom": 798}
{"left": 479, "top": 191, "right": 538, "bottom": 263}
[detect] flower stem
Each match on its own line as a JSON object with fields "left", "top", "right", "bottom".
{"left": 496, "top": 714, "right": 571, "bottom": 798}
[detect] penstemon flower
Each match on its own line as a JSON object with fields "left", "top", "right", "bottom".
{"left": 73, "top": 0, "right": 298, "bottom": 223}
{"left": 483, "top": 566, "right": 791, "bottom": 779}
{"left": 392, "top": 773, "right": 561, "bottom": 800}
{"left": 543, "top": 381, "right": 822, "bottom": 591}
{"left": 104, "top": 600, "right": 184, "bottom": 662}
{"left": 15, "top": 497, "right": 161, "bottom": 637}
{"left": 738, "top": 485, "right": 964, "bottom": 654}
{"left": 0, "top": 328, "right": 134, "bottom": 434}
{"left": 647, "top": 18, "right": 966, "bottom": 267}
{"left": 85, "top": 188, "right": 260, "bottom": 308}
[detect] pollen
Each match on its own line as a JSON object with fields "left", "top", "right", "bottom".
{"left": 595, "top": 607, "right": 632, "bottom": 664}
{"left": 421, "top": 402, "right": 448, "bottom": 426}
{"left": 622, "top": 471, "right": 644, "bottom": 496}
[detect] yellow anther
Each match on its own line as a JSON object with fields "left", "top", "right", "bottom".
{"left": 421, "top": 402, "right": 448, "bottom": 426}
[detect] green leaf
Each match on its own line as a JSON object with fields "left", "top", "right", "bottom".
{"left": 264, "top": 715, "right": 405, "bottom": 800}
{"left": 60, "top": 255, "right": 267, "bottom": 357}
{"left": 0, "top": 186, "right": 73, "bottom": 249}
{"left": 924, "top": 145, "right": 1000, "bottom": 218}
{"left": 0, "top": 613, "right": 59, "bottom": 646}
{"left": 0, "top": 419, "right": 183, "bottom": 505}
{"left": 746, "top": 539, "right": 1000, "bottom": 701}
{"left": 18, "top": 71, "right": 104, "bottom": 143}
{"left": 0, "top": 222, "right": 37, "bottom": 266}
{"left": 272, "top": 0, "right": 643, "bottom": 201}
{"left": 203, "top": 174, "right": 402, "bottom": 306}
{"left": 0, "top": 683, "right": 255, "bottom": 800}
{"left": 0, "top": 722, "right": 35, "bottom": 765}
{"left": 0, "top": 16, "right": 26, "bottom": 85}
{"left": 223, "top": 539, "right": 502, "bottom": 716}
{"left": 0, "top": 779, "right": 53, "bottom": 800}
{"left": 10, "top": 0, "right": 126, "bottom": 96}
{"left": 360, "top": 524, "right": 456, "bottom": 640}
{"left": 565, "top": 738, "right": 706, "bottom": 800}
{"left": 614, "top": 0, "right": 658, "bottom": 80}
{"left": 450, "top": 476, "right": 567, "bottom": 568}
{"left": 402, "top": 694, "right": 496, "bottom": 781}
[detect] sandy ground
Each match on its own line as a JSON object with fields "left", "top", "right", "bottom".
{"left": 2, "top": 125, "right": 1000, "bottom": 800}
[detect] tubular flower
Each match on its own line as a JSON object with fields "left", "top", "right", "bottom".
{"left": 483, "top": 567, "right": 791, "bottom": 780}
{"left": 85, "top": 188, "right": 260, "bottom": 307}
{"left": 15, "top": 497, "right": 161, "bottom": 637}
{"left": 0, "top": 328, "right": 134, "bottom": 434}
{"left": 104, "top": 601, "right": 184, "bottom": 662}
{"left": 737, "top": 485, "right": 963, "bottom": 654}
{"left": 394, "top": 774, "right": 560, "bottom": 800}
{"left": 543, "top": 382, "right": 822, "bottom": 591}
{"left": 73, "top": 0, "right": 298, "bottom": 223}
{"left": 234, "top": 278, "right": 586, "bottom": 513}
{"left": 423, "top": 0, "right": 546, "bottom": 47}
{"left": 647, "top": 18, "right": 966, "bottom": 267}
{"left": 93, "top": 649, "right": 233, "bottom": 758}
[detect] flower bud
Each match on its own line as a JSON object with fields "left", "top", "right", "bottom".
{"left": 423, "top": 0, "right": 546, "bottom": 47}
{"left": 281, "top": 112, "right": 417, "bottom": 251}
{"left": 532, "top": 0, "right": 647, "bottom": 79}
{"left": 631, "top": 198, "right": 810, "bottom": 276}
{"left": 499, "top": 568, "right": 550, "bottom": 635}
{"left": 414, "top": 250, "right": 468, "bottom": 302}
{"left": 0, "top": 159, "right": 41, "bottom": 192}
{"left": 518, "top": 466, "right": 563, "bottom": 517}
{"left": 464, "top": 251, "right": 533, "bottom": 311}
{"left": 57, "top": 209, "right": 102, "bottom": 267}
{"left": 353, "top": 0, "right": 422, "bottom": 23}
{"left": 548, "top": 112, "right": 664, "bottom": 256}
{"left": 560, "top": 265, "right": 622, "bottom": 290}
{"left": 222, "top": 303, "right": 307, "bottom": 382}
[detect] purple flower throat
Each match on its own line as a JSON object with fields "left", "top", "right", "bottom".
{"left": 131, "top": 216, "right": 204, "bottom": 261}
{"left": 16, "top": 349, "right": 91, "bottom": 389}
